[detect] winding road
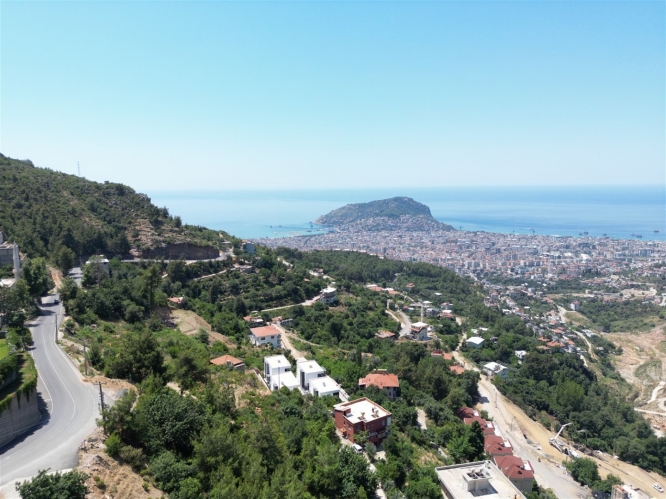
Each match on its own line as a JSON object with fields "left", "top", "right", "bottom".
{"left": 0, "top": 294, "right": 99, "bottom": 488}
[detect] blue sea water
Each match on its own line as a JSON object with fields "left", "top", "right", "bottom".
{"left": 148, "top": 186, "right": 666, "bottom": 241}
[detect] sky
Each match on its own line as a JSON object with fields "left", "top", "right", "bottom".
{"left": 1, "top": 0, "right": 664, "bottom": 191}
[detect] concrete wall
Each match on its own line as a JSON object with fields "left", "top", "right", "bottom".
{"left": 0, "top": 387, "right": 42, "bottom": 448}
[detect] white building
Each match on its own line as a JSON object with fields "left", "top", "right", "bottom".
{"left": 264, "top": 355, "right": 299, "bottom": 391}
{"left": 296, "top": 358, "right": 327, "bottom": 390}
{"left": 309, "top": 375, "right": 341, "bottom": 397}
{"left": 410, "top": 321, "right": 429, "bottom": 341}
{"left": 435, "top": 460, "right": 527, "bottom": 499}
{"left": 466, "top": 336, "right": 485, "bottom": 349}
{"left": 514, "top": 350, "right": 527, "bottom": 361}
{"left": 249, "top": 325, "right": 282, "bottom": 348}
{"left": 483, "top": 362, "right": 509, "bottom": 379}
{"left": 320, "top": 287, "right": 337, "bottom": 304}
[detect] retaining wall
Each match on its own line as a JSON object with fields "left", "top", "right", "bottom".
{"left": 0, "top": 387, "right": 42, "bottom": 448}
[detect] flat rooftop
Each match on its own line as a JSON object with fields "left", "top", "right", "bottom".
{"left": 309, "top": 375, "right": 340, "bottom": 392}
{"left": 264, "top": 354, "right": 291, "bottom": 369}
{"left": 436, "top": 461, "right": 526, "bottom": 499}
{"left": 335, "top": 397, "right": 390, "bottom": 424}
{"left": 297, "top": 358, "right": 326, "bottom": 374}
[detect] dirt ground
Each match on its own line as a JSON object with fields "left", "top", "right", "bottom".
{"left": 607, "top": 326, "right": 666, "bottom": 405}
{"left": 172, "top": 309, "right": 235, "bottom": 347}
{"left": 77, "top": 427, "right": 162, "bottom": 499}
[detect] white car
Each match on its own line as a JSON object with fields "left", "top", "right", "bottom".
{"left": 352, "top": 443, "right": 363, "bottom": 454}
{"left": 654, "top": 484, "right": 664, "bottom": 493}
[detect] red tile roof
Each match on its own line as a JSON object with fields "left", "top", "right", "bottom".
{"left": 250, "top": 325, "right": 282, "bottom": 338}
{"left": 495, "top": 455, "right": 535, "bottom": 480}
{"left": 210, "top": 355, "right": 244, "bottom": 366}
{"left": 359, "top": 371, "right": 399, "bottom": 389}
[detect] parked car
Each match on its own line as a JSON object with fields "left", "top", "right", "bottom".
{"left": 352, "top": 444, "right": 363, "bottom": 454}
{"left": 654, "top": 484, "right": 664, "bottom": 493}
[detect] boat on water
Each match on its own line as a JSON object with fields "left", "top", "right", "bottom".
{"left": 583, "top": 231, "right": 588, "bottom": 235}
{"left": 655, "top": 230, "right": 660, "bottom": 233}
{"left": 602, "top": 233, "right": 607, "bottom": 236}
{"left": 636, "top": 234, "right": 643, "bottom": 238}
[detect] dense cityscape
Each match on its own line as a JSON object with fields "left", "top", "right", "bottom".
{"left": 255, "top": 218, "right": 666, "bottom": 283}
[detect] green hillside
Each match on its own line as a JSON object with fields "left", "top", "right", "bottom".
{"left": 315, "top": 196, "right": 452, "bottom": 228}
{"left": 0, "top": 154, "right": 234, "bottom": 260}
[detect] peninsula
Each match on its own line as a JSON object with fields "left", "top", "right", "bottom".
{"left": 315, "top": 196, "right": 454, "bottom": 231}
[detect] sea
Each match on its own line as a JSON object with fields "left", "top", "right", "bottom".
{"left": 148, "top": 186, "right": 666, "bottom": 242}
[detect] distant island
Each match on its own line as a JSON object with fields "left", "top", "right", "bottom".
{"left": 315, "top": 196, "right": 454, "bottom": 231}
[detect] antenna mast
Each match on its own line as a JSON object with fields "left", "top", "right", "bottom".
{"left": 77, "top": 161, "right": 80, "bottom": 177}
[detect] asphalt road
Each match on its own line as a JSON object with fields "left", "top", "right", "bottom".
{"left": 0, "top": 294, "right": 99, "bottom": 487}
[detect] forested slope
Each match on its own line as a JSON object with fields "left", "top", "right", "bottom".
{"left": 0, "top": 154, "right": 233, "bottom": 260}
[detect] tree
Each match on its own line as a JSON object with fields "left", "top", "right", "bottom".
{"left": 16, "top": 469, "right": 88, "bottom": 499}
{"left": 21, "top": 257, "right": 51, "bottom": 297}
{"left": 447, "top": 422, "right": 485, "bottom": 463}
{"left": 54, "top": 246, "right": 76, "bottom": 274}
{"left": 566, "top": 457, "right": 600, "bottom": 487}
{"left": 105, "top": 330, "right": 164, "bottom": 383}
{"left": 143, "top": 264, "right": 162, "bottom": 309}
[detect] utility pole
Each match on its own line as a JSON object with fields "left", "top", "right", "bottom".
{"left": 83, "top": 343, "right": 88, "bottom": 376}
{"left": 98, "top": 381, "right": 106, "bottom": 427}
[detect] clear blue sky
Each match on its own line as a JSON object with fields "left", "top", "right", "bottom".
{"left": 1, "top": 1, "right": 664, "bottom": 190}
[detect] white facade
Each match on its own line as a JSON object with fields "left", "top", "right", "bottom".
{"left": 274, "top": 371, "right": 300, "bottom": 391}
{"left": 296, "top": 358, "right": 327, "bottom": 390}
{"left": 86, "top": 256, "right": 110, "bottom": 275}
{"left": 466, "top": 336, "right": 485, "bottom": 348}
{"left": 264, "top": 355, "right": 293, "bottom": 390}
{"left": 483, "top": 362, "right": 509, "bottom": 379}
{"left": 309, "top": 375, "right": 341, "bottom": 397}
{"left": 320, "top": 287, "right": 337, "bottom": 304}
{"left": 250, "top": 325, "right": 282, "bottom": 348}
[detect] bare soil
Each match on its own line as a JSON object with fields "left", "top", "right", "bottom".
{"left": 78, "top": 428, "right": 162, "bottom": 499}
{"left": 172, "top": 309, "right": 235, "bottom": 347}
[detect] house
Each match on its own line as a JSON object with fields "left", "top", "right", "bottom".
{"left": 249, "top": 325, "right": 282, "bottom": 348}
{"left": 431, "top": 350, "right": 453, "bottom": 361}
{"left": 296, "top": 358, "right": 327, "bottom": 390}
{"left": 463, "top": 416, "right": 497, "bottom": 436}
{"left": 514, "top": 350, "right": 527, "bottom": 361}
{"left": 449, "top": 364, "right": 466, "bottom": 375}
{"left": 483, "top": 362, "right": 509, "bottom": 379}
{"left": 210, "top": 355, "right": 245, "bottom": 370}
{"left": 0, "top": 232, "right": 21, "bottom": 280}
{"left": 570, "top": 301, "right": 580, "bottom": 311}
{"left": 435, "top": 461, "right": 527, "bottom": 499}
{"left": 410, "top": 321, "right": 429, "bottom": 341}
{"left": 334, "top": 398, "right": 392, "bottom": 444}
{"left": 264, "top": 355, "right": 299, "bottom": 391}
{"left": 168, "top": 296, "right": 185, "bottom": 307}
{"left": 320, "top": 287, "right": 337, "bottom": 304}
{"left": 457, "top": 407, "right": 479, "bottom": 419}
{"left": 358, "top": 370, "right": 399, "bottom": 401}
{"left": 494, "top": 455, "right": 535, "bottom": 494}
{"left": 484, "top": 435, "right": 514, "bottom": 462}
{"left": 375, "top": 330, "right": 396, "bottom": 341}
{"left": 309, "top": 375, "right": 341, "bottom": 398}
{"left": 85, "top": 255, "right": 110, "bottom": 275}
{"left": 466, "top": 337, "right": 485, "bottom": 349}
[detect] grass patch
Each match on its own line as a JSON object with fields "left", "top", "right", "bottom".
{"left": 0, "top": 339, "right": 8, "bottom": 360}
{"left": 634, "top": 359, "right": 662, "bottom": 385}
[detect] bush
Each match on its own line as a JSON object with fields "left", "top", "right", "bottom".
{"left": 104, "top": 433, "right": 122, "bottom": 458}
{"left": 93, "top": 475, "right": 106, "bottom": 490}
{"left": 119, "top": 445, "right": 146, "bottom": 471}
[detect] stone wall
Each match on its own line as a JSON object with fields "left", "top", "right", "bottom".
{"left": 0, "top": 387, "right": 42, "bottom": 448}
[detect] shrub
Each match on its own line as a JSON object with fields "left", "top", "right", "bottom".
{"left": 93, "top": 475, "right": 106, "bottom": 490}
{"left": 104, "top": 433, "right": 122, "bottom": 458}
{"left": 119, "top": 445, "right": 146, "bottom": 471}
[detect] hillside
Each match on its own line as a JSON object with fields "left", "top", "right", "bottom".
{"left": 315, "top": 196, "right": 454, "bottom": 230}
{"left": 0, "top": 154, "right": 235, "bottom": 260}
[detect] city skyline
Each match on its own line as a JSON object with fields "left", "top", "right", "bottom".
{"left": 1, "top": 1, "right": 664, "bottom": 191}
